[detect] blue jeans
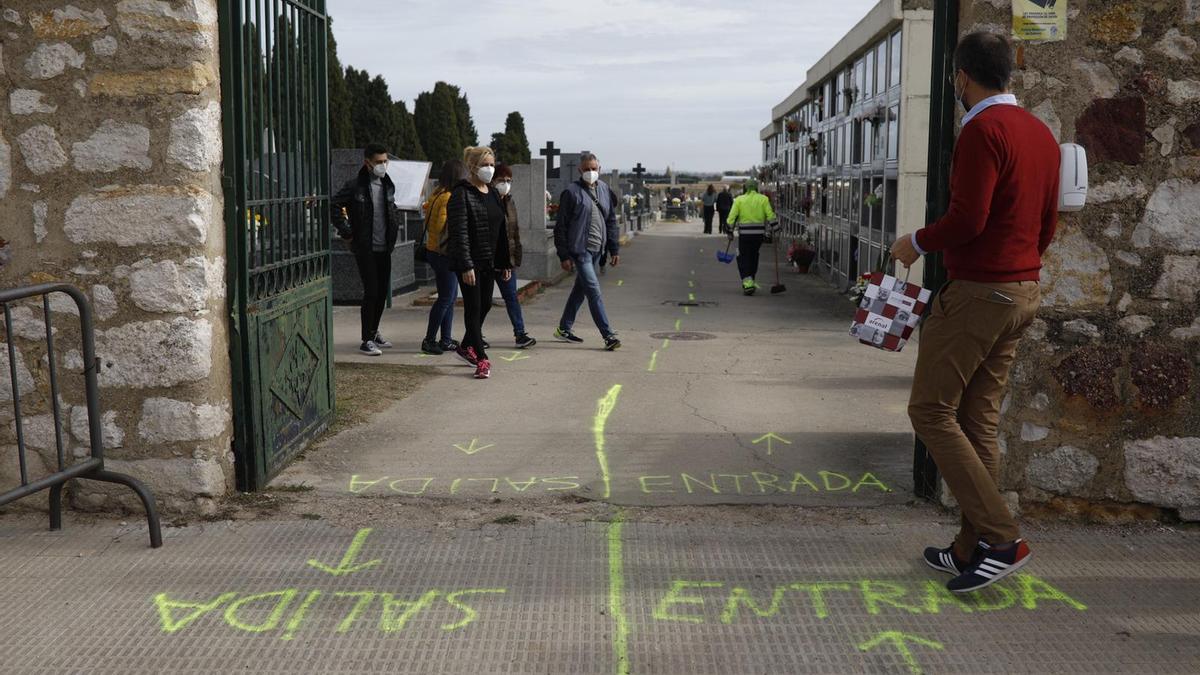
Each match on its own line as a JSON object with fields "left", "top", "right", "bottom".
{"left": 424, "top": 250, "right": 458, "bottom": 343}
{"left": 497, "top": 272, "right": 525, "bottom": 336}
{"left": 559, "top": 251, "right": 613, "bottom": 338}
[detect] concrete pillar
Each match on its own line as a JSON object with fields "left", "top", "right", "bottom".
{"left": 511, "top": 158, "right": 558, "bottom": 281}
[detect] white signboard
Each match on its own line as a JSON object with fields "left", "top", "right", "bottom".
{"left": 386, "top": 159, "right": 432, "bottom": 210}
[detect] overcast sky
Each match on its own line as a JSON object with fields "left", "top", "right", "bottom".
{"left": 328, "top": 0, "right": 880, "bottom": 174}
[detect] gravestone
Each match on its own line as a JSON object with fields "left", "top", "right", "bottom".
{"left": 329, "top": 149, "right": 420, "bottom": 304}
{"left": 511, "top": 158, "right": 559, "bottom": 281}
{"left": 539, "top": 141, "right": 561, "bottom": 179}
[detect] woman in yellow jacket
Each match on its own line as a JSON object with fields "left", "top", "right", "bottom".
{"left": 421, "top": 160, "right": 467, "bottom": 354}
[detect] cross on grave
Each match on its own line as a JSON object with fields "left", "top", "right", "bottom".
{"left": 539, "top": 141, "right": 561, "bottom": 179}
{"left": 561, "top": 155, "right": 580, "bottom": 183}
{"left": 631, "top": 163, "right": 647, "bottom": 189}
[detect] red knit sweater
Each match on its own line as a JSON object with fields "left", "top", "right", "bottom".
{"left": 915, "top": 104, "right": 1060, "bottom": 283}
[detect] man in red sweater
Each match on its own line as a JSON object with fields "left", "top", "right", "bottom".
{"left": 892, "top": 32, "right": 1059, "bottom": 593}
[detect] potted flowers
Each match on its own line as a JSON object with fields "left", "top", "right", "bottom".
{"left": 785, "top": 119, "right": 799, "bottom": 142}
{"left": 787, "top": 233, "right": 817, "bottom": 274}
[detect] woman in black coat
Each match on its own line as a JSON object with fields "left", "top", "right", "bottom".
{"left": 445, "top": 146, "right": 512, "bottom": 379}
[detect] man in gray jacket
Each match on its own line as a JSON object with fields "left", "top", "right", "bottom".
{"left": 553, "top": 152, "right": 621, "bottom": 351}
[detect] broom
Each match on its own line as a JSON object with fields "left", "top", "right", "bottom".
{"left": 770, "top": 236, "right": 786, "bottom": 294}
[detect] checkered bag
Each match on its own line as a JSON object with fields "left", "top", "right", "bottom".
{"left": 849, "top": 269, "right": 932, "bottom": 352}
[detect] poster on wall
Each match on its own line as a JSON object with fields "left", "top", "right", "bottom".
{"left": 386, "top": 160, "right": 433, "bottom": 210}
{"left": 1013, "top": 0, "right": 1068, "bottom": 42}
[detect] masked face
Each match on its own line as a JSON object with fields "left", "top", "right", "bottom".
{"left": 366, "top": 154, "right": 388, "bottom": 178}
{"left": 476, "top": 165, "right": 496, "bottom": 183}
{"left": 952, "top": 70, "right": 968, "bottom": 112}
{"left": 495, "top": 180, "right": 512, "bottom": 196}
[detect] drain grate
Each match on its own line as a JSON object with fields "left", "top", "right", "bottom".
{"left": 661, "top": 300, "right": 719, "bottom": 307}
{"left": 649, "top": 331, "right": 717, "bottom": 341}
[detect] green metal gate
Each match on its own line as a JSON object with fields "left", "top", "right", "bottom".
{"left": 218, "top": 0, "right": 334, "bottom": 491}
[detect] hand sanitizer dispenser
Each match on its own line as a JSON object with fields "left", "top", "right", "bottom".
{"left": 1058, "top": 143, "right": 1087, "bottom": 212}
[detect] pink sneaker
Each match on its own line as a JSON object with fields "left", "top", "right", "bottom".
{"left": 474, "top": 359, "right": 491, "bottom": 379}
{"left": 454, "top": 345, "right": 478, "bottom": 366}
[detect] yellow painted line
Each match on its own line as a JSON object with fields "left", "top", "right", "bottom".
{"left": 661, "top": 339, "right": 670, "bottom": 350}
{"left": 616, "top": 280, "right": 624, "bottom": 286}
{"left": 608, "top": 511, "right": 630, "bottom": 675}
{"left": 688, "top": 293, "right": 695, "bottom": 302}
{"left": 674, "top": 319, "right": 682, "bottom": 331}
{"left": 684, "top": 306, "right": 691, "bottom": 315}
{"left": 688, "top": 281, "right": 695, "bottom": 288}
{"left": 593, "top": 385, "right": 623, "bottom": 500}
{"left": 647, "top": 351, "right": 659, "bottom": 372}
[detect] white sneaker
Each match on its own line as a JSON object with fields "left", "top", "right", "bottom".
{"left": 359, "top": 340, "right": 382, "bottom": 356}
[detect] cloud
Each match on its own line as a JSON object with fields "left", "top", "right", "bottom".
{"left": 330, "top": 0, "right": 881, "bottom": 172}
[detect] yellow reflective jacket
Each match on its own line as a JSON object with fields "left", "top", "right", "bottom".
{"left": 726, "top": 189, "right": 776, "bottom": 233}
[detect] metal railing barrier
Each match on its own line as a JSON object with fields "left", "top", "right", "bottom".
{"left": 1, "top": 283, "right": 162, "bottom": 548}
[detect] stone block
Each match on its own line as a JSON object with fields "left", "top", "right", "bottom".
{"left": 0, "top": 133, "right": 9, "bottom": 199}
{"left": 92, "top": 35, "right": 117, "bottom": 56}
{"left": 0, "top": 344, "right": 35, "bottom": 404}
{"left": 2, "top": 9, "right": 20, "bottom": 24}
{"left": 1118, "top": 315, "right": 1155, "bottom": 336}
{"left": 1170, "top": 318, "right": 1200, "bottom": 340}
{"left": 1020, "top": 422, "right": 1050, "bottom": 442}
{"left": 1115, "top": 47, "right": 1143, "bottom": 64}
{"left": 24, "top": 42, "right": 85, "bottom": 79}
{"left": 1134, "top": 179, "right": 1200, "bottom": 251}
{"left": 0, "top": 444, "right": 51, "bottom": 485}
{"left": 128, "top": 257, "right": 209, "bottom": 312}
{"left": 93, "top": 317, "right": 212, "bottom": 388}
{"left": 1114, "top": 251, "right": 1141, "bottom": 266}
{"left": 82, "top": 456, "right": 226, "bottom": 501}
{"left": 8, "top": 414, "right": 61, "bottom": 451}
{"left": 6, "top": 306, "right": 52, "bottom": 340}
{"left": 1031, "top": 99, "right": 1061, "bottom": 141}
{"left": 137, "top": 397, "right": 228, "bottom": 443}
{"left": 1151, "top": 256, "right": 1200, "bottom": 302}
{"left": 64, "top": 185, "right": 212, "bottom": 246}
{"left": 1089, "top": 4, "right": 1142, "bottom": 44}
{"left": 72, "top": 120, "right": 151, "bottom": 172}
{"left": 68, "top": 406, "right": 123, "bottom": 449}
{"left": 1041, "top": 227, "right": 1112, "bottom": 309}
{"left": 1155, "top": 28, "right": 1198, "bottom": 60}
{"left": 1027, "top": 446, "right": 1100, "bottom": 494}
{"left": 29, "top": 6, "right": 109, "bottom": 38}
{"left": 167, "top": 101, "right": 221, "bottom": 171}
{"left": 1089, "top": 177, "right": 1147, "bottom": 204}
{"left": 1073, "top": 60, "right": 1119, "bottom": 99}
{"left": 33, "top": 201, "right": 47, "bottom": 243}
{"left": 1168, "top": 80, "right": 1200, "bottom": 106}
{"left": 1075, "top": 97, "right": 1145, "bottom": 166}
{"left": 92, "top": 284, "right": 118, "bottom": 320}
{"left": 10, "top": 89, "right": 57, "bottom": 115}
{"left": 1124, "top": 437, "right": 1200, "bottom": 511}
{"left": 15, "top": 125, "right": 68, "bottom": 175}
{"left": 90, "top": 63, "right": 215, "bottom": 97}
{"left": 116, "top": 0, "right": 217, "bottom": 51}
{"left": 1061, "top": 318, "right": 1101, "bottom": 343}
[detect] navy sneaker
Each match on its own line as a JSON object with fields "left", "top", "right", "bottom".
{"left": 948, "top": 539, "right": 1033, "bottom": 593}
{"left": 604, "top": 335, "right": 622, "bottom": 351}
{"left": 923, "top": 544, "right": 970, "bottom": 576}
{"left": 515, "top": 333, "right": 537, "bottom": 349}
{"left": 554, "top": 328, "right": 583, "bottom": 344}
{"left": 440, "top": 338, "right": 460, "bottom": 352}
{"left": 420, "top": 338, "right": 443, "bottom": 355}
{"left": 373, "top": 333, "right": 393, "bottom": 349}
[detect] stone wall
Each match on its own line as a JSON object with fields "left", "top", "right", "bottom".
{"left": 956, "top": 0, "right": 1200, "bottom": 521}
{"left": 0, "top": 0, "right": 232, "bottom": 516}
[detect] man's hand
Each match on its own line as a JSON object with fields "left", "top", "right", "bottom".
{"left": 463, "top": 269, "right": 477, "bottom": 286}
{"left": 891, "top": 233, "right": 921, "bottom": 267}
{"left": 561, "top": 259, "right": 574, "bottom": 272}
{"left": 500, "top": 269, "right": 512, "bottom": 281}
{"left": 609, "top": 255, "right": 620, "bottom": 268}
{"left": 727, "top": 230, "right": 735, "bottom": 242}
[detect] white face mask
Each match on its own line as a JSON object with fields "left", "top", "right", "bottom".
{"left": 495, "top": 181, "right": 512, "bottom": 196}
{"left": 476, "top": 166, "right": 495, "bottom": 183}
{"left": 371, "top": 162, "right": 388, "bottom": 178}
{"left": 582, "top": 170, "right": 600, "bottom": 185}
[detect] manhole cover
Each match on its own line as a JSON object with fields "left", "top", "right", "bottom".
{"left": 649, "top": 331, "right": 717, "bottom": 341}
{"left": 661, "top": 300, "right": 719, "bottom": 307}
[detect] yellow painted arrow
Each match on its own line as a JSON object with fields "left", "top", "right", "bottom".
{"left": 688, "top": 280, "right": 695, "bottom": 288}
{"left": 617, "top": 280, "right": 624, "bottom": 286}
{"left": 454, "top": 438, "right": 496, "bottom": 455}
{"left": 857, "top": 631, "right": 944, "bottom": 675}
{"left": 751, "top": 432, "right": 792, "bottom": 456}
{"left": 499, "top": 351, "right": 530, "bottom": 362}
{"left": 674, "top": 319, "right": 682, "bottom": 331}
{"left": 306, "top": 528, "right": 382, "bottom": 577}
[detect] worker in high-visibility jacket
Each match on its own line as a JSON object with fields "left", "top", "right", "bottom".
{"left": 725, "top": 179, "right": 778, "bottom": 295}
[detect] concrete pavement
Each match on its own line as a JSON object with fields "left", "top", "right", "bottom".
{"left": 3, "top": 221, "right": 1199, "bottom": 674}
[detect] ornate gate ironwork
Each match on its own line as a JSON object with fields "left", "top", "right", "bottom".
{"left": 218, "top": 0, "right": 334, "bottom": 490}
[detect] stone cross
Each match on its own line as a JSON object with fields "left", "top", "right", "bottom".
{"left": 539, "top": 141, "right": 561, "bottom": 179}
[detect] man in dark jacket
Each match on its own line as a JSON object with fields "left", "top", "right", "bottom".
{"left": 553, "top": 152, "right": 621, "bottom": 351}
{"left": 331, "top": 143, "right": 401, "bottom": 356}
{"left": 715, "top": 186, "right": 734, "bottom": 235}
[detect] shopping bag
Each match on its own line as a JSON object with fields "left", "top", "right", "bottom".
{"left": 848, "top": 268, "right": 931, "bottom": 352}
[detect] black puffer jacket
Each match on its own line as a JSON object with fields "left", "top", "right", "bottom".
{"left": 446, "top": 180, "right": 512, "bottom": 273}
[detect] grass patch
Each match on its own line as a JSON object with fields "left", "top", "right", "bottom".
{"left": 269, "top": 484, "right": 314, "bottom": 493}
{"left": 320, "top": 362, "right": 433, "bottom": 440}
{"left": 492, "top": 514, "right": 521, "bottom": 525}
{"left": 300, "top": 513, "right": 322, "bottom": 520}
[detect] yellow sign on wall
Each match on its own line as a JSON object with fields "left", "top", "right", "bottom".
{"left": 1013, "top": 0, "right": 1068, "bottom": 42}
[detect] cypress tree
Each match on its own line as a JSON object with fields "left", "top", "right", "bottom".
{"left": 326, "top": 22, "right": 354, "bottom": 148}
{"left": 391, "top": 100, "right": 426, "bottom": 161}
{"left": 503, "top": 111, "right": 531, "bottom": 164}
{"left": 446, "top": 83, "right": 478, "bottom": 147}
{"left": 414, "top": 84, "right": 463, "bottom": 168}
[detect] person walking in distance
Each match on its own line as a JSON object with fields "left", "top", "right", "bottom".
{"left": 553, "top": 152, "right": 621, "bottom": 351}
{"left": 331, "top": 143, "right": 401, "bottom": 356}
{"left": 492, "top": 164, "right": 536, "bottom": 349}
{"left": 446, "top": 146, "right": 513, "bottom": 379}
{"left": 725, "top": 179, "right": 777, "bottom": 295}
{"left": 891, "top": 32, "right": 1060, "bottom": 593}
{"left": 420, "top": 160, "right": 466, "bottom": 355}
{"left": 701, "top": 184, "right": 717, "bottom": 234}
{"left": 715, "top": 185, "right": 734, "bottom": 235}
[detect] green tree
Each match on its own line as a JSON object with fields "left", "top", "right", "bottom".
{"left": 390, "top": 100, "right": 426, "bottom": 161}
{"left": 414, "top": 83, "right": 463, "bottom": 168}
{"left": 447, "top": 83, "right": 478, "bottom": 147}
{"left": 345, "top": 68, "right": 394, "bottom": 150}
{"left": 326, "top": 22, "right": 354, "bottom": 148}
{"left": 502, "top": 111, "right": 531, "bottom": 163}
